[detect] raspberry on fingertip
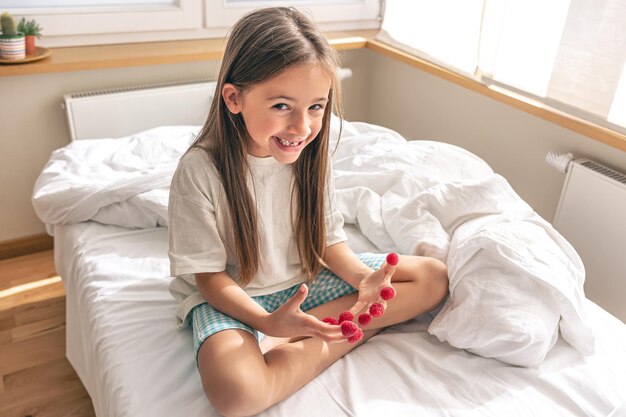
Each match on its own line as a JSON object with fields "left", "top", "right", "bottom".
{"left": 358, "top": 313, "right": 372, "bottom": 326}
{"left": 338, "top": 311, "right": 354, "bottom": 324}
{"left": 341, "top": 321, "right": 359, "bottom": 337}
{"left": 322, "top": 316, "right": 339, "bottom": 325}
{"left": 369, "top": 303, "right": 385, "bottom": 317}
{"left": 347, "top": 328, "right": 364, "bottom": 344}
{"left": 380, "top": 286, "right": 396, "bottom": 301}
{"left": 386, "top": 252, "right": 399, "bottom": 266}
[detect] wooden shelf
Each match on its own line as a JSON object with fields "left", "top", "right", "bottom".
{"left": 0, "top": 31, "right": 374, "bottom": 77}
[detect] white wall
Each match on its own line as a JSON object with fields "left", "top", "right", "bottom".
{"left": 364, "top": 51, "right": 626, "bottom": 222}
{"left": 0, "top": 50, "right": 369, "bottom": 243}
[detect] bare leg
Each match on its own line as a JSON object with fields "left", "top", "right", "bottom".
{"left": 198, "top": 256, "right": 447, "bottom": 417}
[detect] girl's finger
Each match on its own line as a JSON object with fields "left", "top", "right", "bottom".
{"left": 382, "top": 253, "right": 399, "bottom": 280}
{"left": 348, "top": 300, "right": 368, "bottom": 317}
{"left": 285, "top": 283, "right": 308, "bottom": 310}
{"left": 383, "top": 263, "right": 396, "bottom": 281}
{"left": 311, "top": 322, "right": 345, "bottom": 342}
{"left": 307, "top": 314, "right": 342, "bottom": 335}
{"left": 317, "top": 332, "right": 348, "bottom": 343}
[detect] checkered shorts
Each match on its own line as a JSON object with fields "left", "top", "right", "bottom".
{"left": 191, "top": 252, "right": 385, "bottom": 357}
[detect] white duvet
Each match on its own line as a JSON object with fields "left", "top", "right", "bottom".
{"left": 33, "top": 119, "right": 595, "bottom": 366}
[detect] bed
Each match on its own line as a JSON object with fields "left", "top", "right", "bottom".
{"left": 32, "top": 81, "right": 626, "bottom": 417}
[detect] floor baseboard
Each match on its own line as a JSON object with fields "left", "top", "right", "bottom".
{"left": 0, "top": 234, "right": 54, "bottom": 260}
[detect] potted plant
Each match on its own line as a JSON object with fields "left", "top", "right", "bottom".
{"left": 17, "top": 17, "right": 42, "bottom": 55}
{"left": 0, "top": 12, "right": 25, "bottom": 60}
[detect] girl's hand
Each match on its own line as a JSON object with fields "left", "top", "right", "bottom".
{"left": 264, "top": 284, "right": 345, "bottom": 343}
{"left": 348, "top": 259, "right": 397, "bottom": 319}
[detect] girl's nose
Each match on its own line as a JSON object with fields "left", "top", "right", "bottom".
{"left": 288, "top": 112, "right": 311, "bottom": 139}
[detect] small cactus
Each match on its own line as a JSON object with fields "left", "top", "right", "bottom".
{"left": 1, "top": 12, "right": 18, "bottom": 37}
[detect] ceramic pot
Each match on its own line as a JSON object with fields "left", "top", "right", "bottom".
{"left": 25, "top": 35, "right": 36, "bottom": 55}
{"left": 0, "top": 32, "right": 26, "bottom": 60}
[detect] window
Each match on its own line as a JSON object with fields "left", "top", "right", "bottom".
{"left": 3, "top": 0, "right": 380, "bottom": 47}
{"left": 4, "top": 1, "right": 202, "bottom": 38}
{"left": 378, "top": 0, "right": 626, "bottom": 134}
{"left": 205, "top": 0, "right": 381, "bottom": 34}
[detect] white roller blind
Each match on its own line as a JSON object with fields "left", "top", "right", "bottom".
{"left": 378, "top": 0, "right": 484, "bottom": 75}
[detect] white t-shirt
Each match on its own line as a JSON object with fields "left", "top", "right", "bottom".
{"left": 168, "top": 147, "right": 347, "bottom": 326}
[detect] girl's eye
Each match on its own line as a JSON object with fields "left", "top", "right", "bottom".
{"left": 310, "top": 104, "right": 324, "bottom": 111}
{"left": 273, "top": 103, "right": 289, "bottom": 110}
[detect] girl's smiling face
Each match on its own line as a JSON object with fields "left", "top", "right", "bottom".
{"left": 221, "top": 64, "right": 332, "bottom": 164}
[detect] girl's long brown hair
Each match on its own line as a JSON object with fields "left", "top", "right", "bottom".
{"left": 191, "top": 7, "right": 343, "bottom": 286}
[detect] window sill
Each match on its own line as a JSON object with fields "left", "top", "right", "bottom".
{"left": 366, "top": 39, "right": 626, "bottom": 153}
{"left": 1, "top": 30, "right": 624, "bottom": 152}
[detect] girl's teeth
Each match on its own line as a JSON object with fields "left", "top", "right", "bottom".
{"left": 277, "top": 137, "right": 301, "bottom": 147}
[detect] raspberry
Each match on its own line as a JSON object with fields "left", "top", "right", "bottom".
{"left": 347, "top": 328, "right": 364, "bottom": 344}
{"left": 358, "top": 313, "right": 372, "bottom": 326}
{"left": 386, "top": 252, "right": 399, "bottom": 266}
{"left": 340, "top": 321, "right": 359, "bottom": 337}
{"left": 380, "top": 286, "right": 396, "bottom": 301}
{"left": 322, "top": 316, "right": 338, "bottom": 325}
{"left": 338, "top": 310, "right": 354, "bottom": 324}
{"left": 369, "top": 303, "right": 385, "bottom": 317}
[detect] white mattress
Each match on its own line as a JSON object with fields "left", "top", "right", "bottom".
{"left": 54, "top": 221, "right": 626, "bottom": 417}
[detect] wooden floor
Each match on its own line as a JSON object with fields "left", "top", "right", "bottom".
{"left": 0, "top": 250, "right": 95, "bottom": 417}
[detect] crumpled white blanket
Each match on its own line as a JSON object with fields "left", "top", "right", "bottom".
{"left": 32, "top": 120, "right": 595, "bottom": 366}
{"left": 32, "top": 126, "right": 198, "bottom": 229}
{"left": 329, "top": 121, "right": 594, "bottom": 366}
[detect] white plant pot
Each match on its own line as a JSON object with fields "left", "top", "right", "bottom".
{"left": 0, "top": 33, "right": 26, "bottom": 60}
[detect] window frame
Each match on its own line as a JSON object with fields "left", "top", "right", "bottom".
{"left": 5, "top": 0, "right": 203, "bottom": 38}
{"left": 6, "top": 0, "right": 380, "bottom": 47}
{"left": 204, "top": 0, "right": 381, "bottom": 34}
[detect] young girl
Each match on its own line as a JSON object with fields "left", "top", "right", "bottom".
{"left": 168, "top": 7, "right": 448, "bottom": 417}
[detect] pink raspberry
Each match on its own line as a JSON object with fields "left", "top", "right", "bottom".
{"left": 380, "top": 286, "right": 396, "bottom": 301}
{"left": 338, "top": 310, "right": 354, "bottom": 324}
{"left": 386, "top": 252, "right": 399, "bottom": 266}
{"left": 358, "top": 313, "right": 372, "bottom": 326}
{"left": 347, "top": 328, "right": 364, "bottom": 344}
{"left": 369, "top": 303, "right": 385, "bottom": 317}
{"left": 322, "top": 316, "right": 338, "bottom": 325}
{"left": 340, "top": 321, "right": 359, "bottom": 337}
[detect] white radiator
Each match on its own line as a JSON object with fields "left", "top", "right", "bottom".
{"left": 551, "top": 154, "right": 626, "bottom": 322}
{"left": 62, "top": 80, "right": 217, "bottom": 141}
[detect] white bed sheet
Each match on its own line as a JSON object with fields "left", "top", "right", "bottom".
{"left": 54, "top": 221, "right": 626, "bottom": 417}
